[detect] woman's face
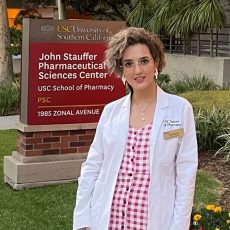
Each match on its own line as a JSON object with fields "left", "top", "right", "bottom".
{"left": 121, "top": 43, "right": 158, "bottom": 92}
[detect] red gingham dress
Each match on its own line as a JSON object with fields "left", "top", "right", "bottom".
{"left": 108, "top": 123, "right": 152, "bottom": 230}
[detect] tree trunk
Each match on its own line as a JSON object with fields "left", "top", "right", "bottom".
{"left": 0, "top": 0, "right": 13, "bottom": 85}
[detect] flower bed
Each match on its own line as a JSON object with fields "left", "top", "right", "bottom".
{"left": 191, "top": 204, "right": 230, "bottom": 229}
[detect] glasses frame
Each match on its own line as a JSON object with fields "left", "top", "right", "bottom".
{"left": 120, "top": 57, "right": 154, "bottom": 70}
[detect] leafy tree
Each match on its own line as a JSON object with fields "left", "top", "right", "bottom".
{"left": 9, "top": 8, "right": 42, "bottom": 56}
{"left": 66, "top": 0, "right": 132, "bottom": 20}
{"left": 26, "top": 0, "right": 136, "bottom": 20}
{"left": 25, "top": 0, "right": 55, "bottom": 9}
{"left": 14, "top": 8, "right": 41, "bottom": 26}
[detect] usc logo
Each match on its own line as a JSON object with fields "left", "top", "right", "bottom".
{"left": 57, "top": 26, "right": 74, "bottom": 32}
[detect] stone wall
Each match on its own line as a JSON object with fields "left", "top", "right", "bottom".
{"left": 163, "top": 54, "right": 230, "bottom": 87}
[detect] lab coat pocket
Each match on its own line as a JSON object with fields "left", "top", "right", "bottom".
{"left": 159, "top": 137, "right": 179, "bottom": 163}
{"left": 159, "top": 162, "right": 176, "bottom": 190}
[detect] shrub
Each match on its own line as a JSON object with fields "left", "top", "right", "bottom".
{"left": 0, "top": 81, "right": 20, "bottom": 116}
{"left": 181, "top": 90, "right": 230, "bottom": 157}
{"left": 215, "top": 131, "right": 230, "bottom": 161}
{"left": 157, "top": 73, "right": 171, "bottom": 85}
{"left": 157, "top": 73, "right": 174, "bottom": 93}
{"left": 170, "top": 75, "right": 219, "bottom": 94}
{"left": 9, "top": 27, "right": 22, "bottom": 56}
{"left": 195, "top": 107, "right": 230, "bottom": 151}
{"left": 158, "top": 74, "right": 220, "bottom": 94}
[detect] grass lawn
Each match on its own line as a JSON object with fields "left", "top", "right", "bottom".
{"left": 0, "top": 130, "right": 223, "bottom": 229}
{"left": 193, "top": 170, "right": 223, "bottom": 210}
{"left": 0, "top": 130, "right": 77, "bottom": 230}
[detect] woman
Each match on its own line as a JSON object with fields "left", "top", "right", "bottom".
{"left": 73, "top": 27, "right": 198, "bottom": 230}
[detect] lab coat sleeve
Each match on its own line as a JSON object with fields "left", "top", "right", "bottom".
{"left": 169, "top": 102, "right": 198, "bottom": 230}
{"left": 73, "top": 106, "right": 108, "bottom": 230}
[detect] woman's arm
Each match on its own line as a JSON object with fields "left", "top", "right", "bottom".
{"left": 169, "top": 103, "right": 198, "bottom": 230}
{"left": 73, "top": 107, "right": 108, "bottom": 230}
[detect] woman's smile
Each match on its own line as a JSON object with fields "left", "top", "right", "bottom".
{"left": 134, "top": 76, "right": 146, "bottom": 83}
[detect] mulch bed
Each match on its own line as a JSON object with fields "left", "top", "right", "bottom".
{"left": 198, "top": 150, "right": 230, "bottom": 211}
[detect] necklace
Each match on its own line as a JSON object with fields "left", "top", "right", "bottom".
{"left": 134, "top": 98, "right": 154, "bottom": 122}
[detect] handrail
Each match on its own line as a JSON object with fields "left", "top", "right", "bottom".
{"left": 160, "top": 26, "right": 230, "bottom": 57}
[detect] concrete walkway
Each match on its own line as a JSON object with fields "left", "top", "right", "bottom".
{"left": 0, "top": 115, "right": 19, "bottom": 130}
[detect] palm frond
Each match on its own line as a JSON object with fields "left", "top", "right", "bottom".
{"left": 166, "top": 0, "right": 198, "bottom": 36}
{"left": 127, "top": 0, "right": 155, "bottom": 28}
{"left": 192, "top": 0, "right": 226, "bottom": 31}
{"left": 145, "top": 0, "right": 177, "bottom": 34}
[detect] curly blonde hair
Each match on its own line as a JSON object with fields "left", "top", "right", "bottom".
{"left": 105, "top": 27, "right": 165, "bottom": 77}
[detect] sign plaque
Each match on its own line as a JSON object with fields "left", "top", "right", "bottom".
{"left": 21, "top": 19, "right": 126, "bottom": 125}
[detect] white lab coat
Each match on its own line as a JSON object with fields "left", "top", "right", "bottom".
{"left": 73, "top": 86, "right": 198, "bottom": 230}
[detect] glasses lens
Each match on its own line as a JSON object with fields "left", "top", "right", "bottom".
{"left": 121, "top": 57, "right": 152, "bottom": 69}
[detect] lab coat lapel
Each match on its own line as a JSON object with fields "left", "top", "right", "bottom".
{"left": 149, "top": 86, "right": 169, "bottom": 171}
{"left": 118, "top": 93, "right": 131, "bottom": 152}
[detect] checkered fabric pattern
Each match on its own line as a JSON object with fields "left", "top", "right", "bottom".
{"left": 108, "top": 123, "right": 152, "bottom": 230}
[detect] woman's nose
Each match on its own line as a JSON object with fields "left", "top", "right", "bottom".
{"left": 133, "top": 63, "right": 143, "bottom": 74}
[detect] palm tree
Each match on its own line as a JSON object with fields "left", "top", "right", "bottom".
{"left": 0, "top": 0, "right": 13, "bottom": 85}
{"left": 127, "top": 0, "right": 226, "bottom": 56}
{"left": 192, "top": 0, "right": 226, "bottom": 56}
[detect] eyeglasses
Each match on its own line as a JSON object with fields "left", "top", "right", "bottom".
{"left": 121, "top": 57, "right": 153, "bottom": 69}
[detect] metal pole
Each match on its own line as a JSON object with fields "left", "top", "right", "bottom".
{"left": 197, "top": 32, "right": 200, "bottom": 56}
{"left": 56, "top": 0, "right": 65, "bottom": 19}
{"left": 170, "top": 35, "right": 172, "bottom": 54}
{"left": 183, "top": 37, "right": 186, "bottom": 55}
{"left": 216, "top": 29, "right": 218, "bottom": 57}
{"left": 210, "top": 28, "right": 213, "bottom": 57}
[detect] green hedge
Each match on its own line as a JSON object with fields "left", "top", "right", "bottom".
{"left": 180, "top": 90, "right": 230, "bottom": 112}
{"left": 180, "top": 90, "right": 230, "bottom": 153}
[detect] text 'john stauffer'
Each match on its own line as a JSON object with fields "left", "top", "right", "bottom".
{"left": 38, "top": 52, "right": 109, "bottom": 80}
